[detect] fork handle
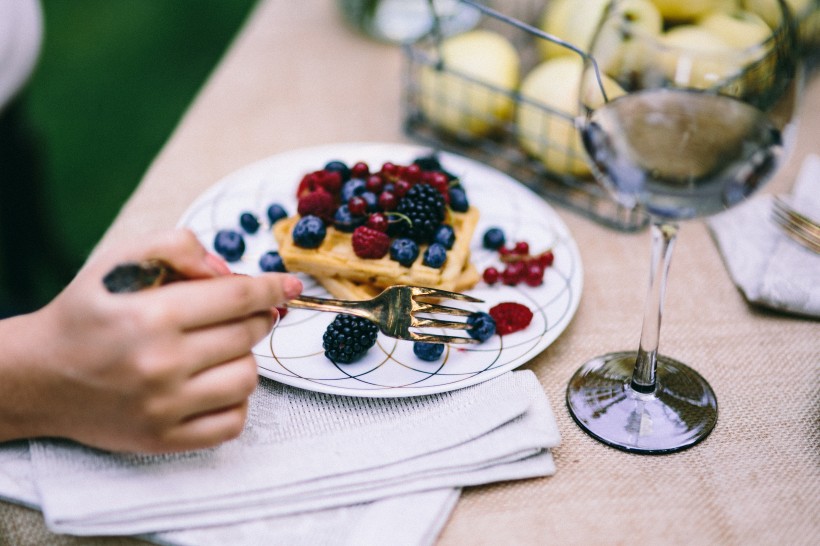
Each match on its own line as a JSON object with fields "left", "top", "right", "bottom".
{"left": 287, "top": 295, "right": 373, "bottom": 320}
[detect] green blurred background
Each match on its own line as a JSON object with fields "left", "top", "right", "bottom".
{"left": 1, "top": 0, "right": 258, "bottom": 316}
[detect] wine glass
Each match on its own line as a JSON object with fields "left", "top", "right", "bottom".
{"left": 567, "top": 0, "right": 802, "bottom": 454}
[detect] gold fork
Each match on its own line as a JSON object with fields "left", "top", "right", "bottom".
{"left": 771, "top": 196, "right": 820, "bottom": 254}
{"left": 103, "top": 261, "right": 483, "bottom": 344}
{"left": 287, "top": 285, "right": 482, "bottom": 344}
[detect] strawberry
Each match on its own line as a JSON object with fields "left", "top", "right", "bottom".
{"left": 297, "top": 190, "right": 335, "bottom": 222}
{"left": 489, "top": 302, "right": 533, "bottom": 336}
{"left": 352, "top": 226, "right": 390, "bottom": 259}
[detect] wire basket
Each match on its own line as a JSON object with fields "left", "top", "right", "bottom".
{"left": 401, "top": 0, "right": 650, "bottom": 232}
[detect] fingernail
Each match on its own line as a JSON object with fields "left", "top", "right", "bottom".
{"left": 205, "top": 252, "right": 232, "bottom": 276}
{"left": 283, "top": 275, "right": 303, "bottom": 300}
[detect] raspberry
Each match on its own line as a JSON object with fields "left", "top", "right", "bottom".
{"left": 297, "top": 190, "right": 335, "bottom": 222}
{"left": 322, "top": 314, "right": 379, "bottom": 364}
{"left": 489, "top": 302, "right": 533, "bottom": 335}
{"left": 352, "top": 226, "right": 390, "bottom": 259}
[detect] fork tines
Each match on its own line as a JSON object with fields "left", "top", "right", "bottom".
{"left": 409, "top": 286, "right": 483, "bottom": 344}
{"left": 772, "top": 196, "right": 820, "bottom": 254}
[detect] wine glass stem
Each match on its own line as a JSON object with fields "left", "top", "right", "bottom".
{"left": 631, "top": 221, "right": 678, "bottom": 393}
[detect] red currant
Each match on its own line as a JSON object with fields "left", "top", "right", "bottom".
{"left": 539, "top": 250, "right": 554, "bottom": 267}
{"left": 394, "top": 179, "right": 412, "bottom": 198}
{"left": 365, "top": 174, "right": 384, "bottom": 194}
{"left": 403, "top": 163, "right": 422, "bottom": 183}
{"left": 514, "top": 241, "right": 529, "bottom": 255}
{"left": 351, "top": 161, "right": 370, "bottom": 178}
{"left": 429, "top": 172, "right": 448, "bottom": 192}
{"left": 348, "top": 196, "right": 368, "bottom": 216}
{"left": 381, "top": 162, "right": 399, "bottom": 179}
{"left": 366, "top": 213, "right": 388, "bottom": 232}
{"left": 378, "top": 191, "right": 398, "bottom": 211}
{"left": 502, "top": 262, "right": 525, "bottom": 285}
{"left": 524, "top": 262, "right": 544, "bottom": 286}
{"left": 483, "top": 267, "right": 499, "bottom": 285}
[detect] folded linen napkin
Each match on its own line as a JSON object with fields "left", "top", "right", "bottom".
{"left": 15, "top": 369, "right": 558, "bottom": 540}
{"left": 708, "top": 154, "right": 820, "bottom": 318}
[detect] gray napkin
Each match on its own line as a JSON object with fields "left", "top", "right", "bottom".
{"left": 709, "top": 154, "right": 820, "bottom": 318}
{"left": 0, "top": 370, "right": 558, "bottom": 543}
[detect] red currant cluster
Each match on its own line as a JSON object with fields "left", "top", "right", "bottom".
{"left": 482, "top": 241, "right": 554, "bottom": 287}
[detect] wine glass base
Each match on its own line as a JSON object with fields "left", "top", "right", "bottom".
{"left": 566, "top": 352, "right": 717, "bottom": 454}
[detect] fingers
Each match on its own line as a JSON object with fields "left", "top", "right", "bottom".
{"left": 157, "top": 401, "right": 250, "bottom": 453}
{"left": 145, "top": 272, "right": 302, "bottom": 330}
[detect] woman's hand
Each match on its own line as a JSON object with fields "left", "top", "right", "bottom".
{"left": 0, "top": 229, "right": 301, "bottom": 453}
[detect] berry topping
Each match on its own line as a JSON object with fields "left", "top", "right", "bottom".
{"left": 333, "top": 204, "right": 365, "bottom": 232}
{"left": 292, "top": 215, "right": 327, "bottom": 248}
{"left": 323, "top": 160, "right": 350, "bottom": 182}
{"left": 482, "top": 227, "right": 506, "bottom": 250}
{"left": 489, "top": 302, "right": 533, "bottom": 335}
{"left": 365, "top": 174, "right": 384, "bottom": 193}
{"left": 378, "top": 191, "right": 398, "bottom": 211}
{"left": 322, "top": 314, "right": 379, "bottom": 364}
{"left": 317, "top": 170, "right": 343, "bottom": 193}
{"left": 524, "top": 262, "right": 544, "bottom": 286}
{"left": 422, "top": 243, "right": 447, "bottom": 268}
{"left": 350, "top": 161, "right": 370, "bottom": 179}
{"left": 214, "top": 229, "right": 245, "bottom": 262}
{"left": 239, "top": 212, "right": 260, "bottom": 234}
{"left": 366, "top": 212, "right": 389, "bottom": 232}
{"left": 348, "top": 195, "right": 368, "bottom": 216}
{"left": 340, "top": 178, "right": 367, "bottom": 203}
{"left": 352, "top": 226, "right": 391, "bottom": 259}
{"left": 413, "top": 341, "right": 445, "bottom": 361}
{"left": 396, "top": 183, "right": 446, "bottom": 243}
{"left": 259, "top": 250, "right": 286, "bottom": 272}
{"left": 467, "top": 312, "right": 496, "bottom": 342}
{"left": 448, "top": 185, "right": 469, "bottom": 212}
{"left": 433, "top": 224, "right": 455, "bottom": 249}
{"left": 267, "top": 203, "right": 289, "bottom": 225}
{"left": 297, "top": 190, "right": 335, "bottom": 222}
{"left": 389, "top": 237, "right": 419, "bottom": 267}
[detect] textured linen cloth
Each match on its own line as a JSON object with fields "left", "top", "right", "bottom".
{"left": 0, "top": 370, "right": 559, "bottom": 544}
{"left": 708, "top": 154, "right": 820, "bottom": 318}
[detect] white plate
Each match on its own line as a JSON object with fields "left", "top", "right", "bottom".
{"left": 179, "top": 142, "right": 582, "bottom": 397}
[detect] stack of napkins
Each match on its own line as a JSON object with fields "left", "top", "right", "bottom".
{"left": 0, "top": 370, "right": 560, "bottom": 545}
{"left": 709, "top": 154, "right": 820, "bottom": 318}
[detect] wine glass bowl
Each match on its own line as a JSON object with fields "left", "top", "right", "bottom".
{"left": 566, "top": 0, "right": 802, "bottom": 453}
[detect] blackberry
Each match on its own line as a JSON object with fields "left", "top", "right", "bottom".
{"left": 396, "top": 183, "right": 446, "bottom": 243}
{"left": 322, "top": 314, "right": 379, "bottom": 364}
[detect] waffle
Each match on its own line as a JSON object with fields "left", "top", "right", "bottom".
{"left": 273, "top": 207, "right": 480, "bottom": 298}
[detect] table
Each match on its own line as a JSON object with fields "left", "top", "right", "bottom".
{"left": 2, "top": 1, "right": 818, "bottom": 544}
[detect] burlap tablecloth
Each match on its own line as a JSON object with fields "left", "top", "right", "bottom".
{"left": 2, "top": 1, "right": 818, "bottom": 544}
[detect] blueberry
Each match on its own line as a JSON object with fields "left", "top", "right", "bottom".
{"left": 239, "top": 212, "right": 260, "bottom": 234}
{"left": 413, "top": 342, "right": 445, "bottom": 361}
{"left": 333, "top": 204, "right": 365, "bottom": 233}
{"left": 482, "top": 227, "right": 506, "bottom": 250}
{"left": 467, "top": 312, "right": 496, "bottom": 342}
{"left": 360, "top": 191, "right": 378, "bottom": 212}
{"left": 214, "top": 229, "right": 245, "bottom": 262}
{"left": 422, "top": 243, "right": 447, "bottom": 268}
{"left": 266, "top": 203, "right": 288, "bottom": 225}
{"left": 382, "top": 182, "right": 395, "bottom": 194}
{"left": 292, "top": 215, "right": 327, "bottom": 248}
{"left": 340, "top": 178, "right": 367, "bottom": 203}
{"left": 449, "top": 185, "right": 469, "bottom": 212}
{"left": 324, "top": 160, "right": 350, "bottom": 182}
{"left": 259, "top": 250, "right": 286, "bottom": 272}
{"left": 389, "top": 237, "right": 419, "bottom": 267}
{"left": 433, "top": 224, "right": 455, "bottom": 249}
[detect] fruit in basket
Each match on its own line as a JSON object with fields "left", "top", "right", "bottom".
{"left": 647, "top": 0, "right": 730, "bottom": 21}
{"left": 699, "top": 10, "right": 773, "bottom": 49}
{"left": 516, "top": 57, "right": 624, "bottom": 177}
{"left": 418, "top": 29, "right": 519, "bottom": 138}
{"left": 537, "top": 0, "right": 662, "bottom": 60}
